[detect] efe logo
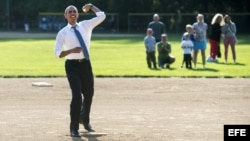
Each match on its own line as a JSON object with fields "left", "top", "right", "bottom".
{"left": 224, "top": 125, "right": 250, "bottom": 141}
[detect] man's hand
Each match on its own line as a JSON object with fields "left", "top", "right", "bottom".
{"left": 82, "top": 3, "right": 93, "bottom": 13}
{"left": 59, "top": 47, "right": 82, "bottom": 58}
{"left": 71, "top": 47, "right": 82, "bottom": 53}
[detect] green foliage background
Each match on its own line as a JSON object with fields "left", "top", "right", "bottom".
{"left": 1, "top": 0, "right": 249, "bottom": 32}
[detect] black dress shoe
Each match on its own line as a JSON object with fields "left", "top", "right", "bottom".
{"left": 70, "top": 130, "right": 81, "bottom": 137}
{"left": 83, "top": 123, "right": 95, "bottom": 132}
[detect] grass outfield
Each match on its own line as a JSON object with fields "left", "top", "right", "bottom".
{"left": 0, "top": 34, "right": 249, "bottom": 77}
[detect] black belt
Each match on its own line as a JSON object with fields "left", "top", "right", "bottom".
{"left": 67, "top": 58, "right": 88, "bottom": 63}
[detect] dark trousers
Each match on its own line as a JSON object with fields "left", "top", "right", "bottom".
{"left": 146, "top": 51, "right": 157, "bottom": 68}
{"left": 158, "top": 56, "right": 175, "bottom": 68}
{"left": 183, "top": 54, "right": 192, "bottom": 68}
{"left": 65, "top": 59, "right": 94, "bottom": 131}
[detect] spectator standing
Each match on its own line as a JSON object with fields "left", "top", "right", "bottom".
{"left": 181, "top": 24, "right": 195, "bottom": 67}
{"left": 181, "top": 32, "right": 193, "bottom": 69}
{"left": 148, "top": 13, "right": 166, "bottom": 42}
{"left": 144, "top": 28, "right": 157, "bottom": 69}
{"left": 157, "top": 34, "right": 175, "bottom": 69}
{"left": 40, "top": 17, "right": 48, "bottom": 31}
{"left": 182, "top": 24, "right": 195, "bottom": 42}
{"left": 192, "top": 14, "right": 208, "bottom": 69}
{"left": 24, "top": 16, "right": 29, "bottom": 32}
{"left": 222, "top": 14, "right": 237, "bottom": 63}
{"left": 207, "top": 13, "right": 224, "bottom": 63}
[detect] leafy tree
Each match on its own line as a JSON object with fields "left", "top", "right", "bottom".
{"left": 2, "top": 0, "right": 249, "bottom": 32}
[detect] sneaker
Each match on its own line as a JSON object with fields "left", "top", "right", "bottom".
{"left": 159, "top": 65, "right": 164, "bottom": 69}
{"left": 207, "top": 56, "right": 219, "bottom": 63}
{"left": 214, "top": 59, "right": 219, "bottom": 63}
{"left": 206, "top": 56, "right": 213, "bottom": 62}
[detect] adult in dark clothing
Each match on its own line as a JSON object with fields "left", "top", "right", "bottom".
{"left": 207, "top": 13, "right": 224, "bottom": 63}
{"left": 148, "top": 13, "right": 166, "bottom": 42}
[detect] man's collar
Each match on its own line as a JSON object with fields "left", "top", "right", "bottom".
{"left": 67, "top": 23, "right": 79, "bottom": 29}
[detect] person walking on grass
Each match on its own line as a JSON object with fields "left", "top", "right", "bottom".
{"left": 54, "top": 3, "right": 106, "bottom": 137}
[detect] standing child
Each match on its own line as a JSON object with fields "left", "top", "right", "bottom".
{"left": 181, "top": 32, "right": 193, "bottom": 69}
{"left": 182, "top": 24, "right": 195, "bottom": 42}
{"left": 144, "top": 28, "right": 157, "bottom": 69}
{"left": 181, "top": 24, "right": 195, "bottom": 67}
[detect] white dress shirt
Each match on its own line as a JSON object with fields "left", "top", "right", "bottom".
{"left": 54, "top": 12, "right": 106, "bottom": 59}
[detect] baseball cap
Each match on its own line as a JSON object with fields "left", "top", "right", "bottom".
{"left": 161, "top": 33, "right": 167, "bottom": 37}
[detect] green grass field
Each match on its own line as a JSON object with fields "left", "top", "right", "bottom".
{"left": 0, "top": 34, "right": 249, "bottom": 78}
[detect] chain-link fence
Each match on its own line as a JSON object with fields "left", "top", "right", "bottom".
{"left": 128, "top": 13, "right": 250, "bottom": 34}
{"left": 38, "top": 12, "right": 119, "bottom": 33}
{"left": 1, "top": 12, "right": 249, "bottom": 34}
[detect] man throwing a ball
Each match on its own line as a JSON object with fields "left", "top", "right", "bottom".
{"left": 54, "top": 3, "right": 106, "bottom": 137}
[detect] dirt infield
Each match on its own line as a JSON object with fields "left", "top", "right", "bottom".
{"left": 0, "top": 77, "right": 249, "bottom": 141}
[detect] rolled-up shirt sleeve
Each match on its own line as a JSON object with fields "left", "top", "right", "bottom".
{"left": 82, "top": 11, "right": 106, "bottom": 30}
{"left": 95, "top": 11, "right": 106, "bottom": 25}
{"left": 54, "top": 31, "right": 64, "bottom": 58}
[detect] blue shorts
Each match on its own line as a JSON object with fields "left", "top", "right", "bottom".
{"left": 193, "top": 41, "right": 206, "bottom": 50}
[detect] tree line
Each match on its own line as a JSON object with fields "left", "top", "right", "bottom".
{"left": 1, "top": 0, "right": 249, "bottom": 32}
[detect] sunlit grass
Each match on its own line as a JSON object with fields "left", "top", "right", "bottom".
{"left": 0, "top": 34, "right": 249, "bottom": 77}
